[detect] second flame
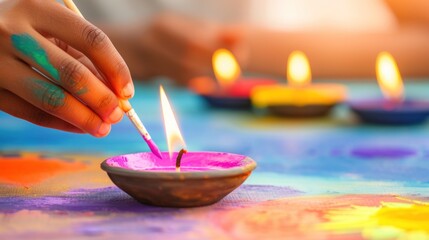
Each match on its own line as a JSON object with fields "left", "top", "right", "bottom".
{"left": 212, "top": 48, "right": 241, "bottom": 88}
{"left": 376, "top": 52, "right": 404, "bottom": 102}
{"left": 287, "top": 51, "right": 312, "bottom": 87}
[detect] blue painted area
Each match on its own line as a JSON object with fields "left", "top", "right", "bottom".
{"left": 2, "top": 80, "right": 429, "bottom": 192}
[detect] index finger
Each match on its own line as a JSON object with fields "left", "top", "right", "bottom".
{"left": 30, "top": 1, "right": 134, "bottom": 99}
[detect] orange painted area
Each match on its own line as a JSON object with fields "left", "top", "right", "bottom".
{"left": 0, "top": 154, "right": 85, "bottom": 186}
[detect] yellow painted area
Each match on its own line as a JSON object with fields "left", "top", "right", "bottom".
{"left": 321, "top": 197, "right": 429, "bottom": 239}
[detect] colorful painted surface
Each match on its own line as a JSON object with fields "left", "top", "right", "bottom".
{"left": 0, "top": 153, "right": 84, "bottom": 186}
{"left": 1, "top": 81, "right": 429, "bottom": 239}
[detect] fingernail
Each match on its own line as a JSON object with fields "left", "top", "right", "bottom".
{"left": 97, "top": 122, "right": 111, "bottom": 137}
{"left": 108, "top": 106, "right": 123, "bottom": 123}
{"left": 122, "top": 82, "right": 134, "bottom": 98}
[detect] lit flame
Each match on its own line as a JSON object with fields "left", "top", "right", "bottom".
{"left": 212, "top": 48, "right": 241, "bottom": 88}
{"left": 376, "top": 52, "right": 404, "bottom": 102}
{"left": 287, "top": 51, "right": 312, "bottom": 87}
{"left": 160, "top": 85, "right": 186, "bottom": 158}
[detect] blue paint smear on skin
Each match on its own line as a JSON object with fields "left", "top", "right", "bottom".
{"left": 76, "top": 87, "right": 89, "bottom": 95}
{"left": 11, "top": 34, "right": 60, "bottom": 80}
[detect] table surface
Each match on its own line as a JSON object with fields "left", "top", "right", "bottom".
{"left": 1, "top": 80, "right": 429, "bottom": 240}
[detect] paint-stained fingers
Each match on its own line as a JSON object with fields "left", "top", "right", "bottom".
{"left": 0, "top": 60, "right": 111, "bottom": 137}
{"left": 51, "top": 38, "right": 105, "bottom": 81}
{"left": 74, "top": 54, "right": 106, "bottom": 83}
{"left": 32, "top": 1, "right": 134, "bottom": 99}
{"left": 0, "top": 89, "right": 84, "bottom": 134}
{"left": 10, "top": 32, "right": 123, "bottom": 124}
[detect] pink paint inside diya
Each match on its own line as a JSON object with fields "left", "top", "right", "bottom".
{"left": 101, "top": 152, "right": 256, "bottom": 207}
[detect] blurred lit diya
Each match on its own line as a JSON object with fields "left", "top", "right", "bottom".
{"left": 102, "top": 86, "right": 256, "bottom": 207}
{"left": 349, "top": 52, "right": 429, "bottom": 125}
{"left": 101, "top": 151, "right": 256, "bottom": 208}
{"left": 190, "top": 48, "right": 276, "bottom": 109}
{"left": 251, "top": 51, "right": 346, "bottom": 117}
{"left": 350, "top": 100, "right": 429, "bottom": 125}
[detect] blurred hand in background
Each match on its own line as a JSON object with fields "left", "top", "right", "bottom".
{"left": 77, "top": 0, "right": 429, "bottom": 83}
{"left": 105, "top": 13, "right": 242, "bottom": 85}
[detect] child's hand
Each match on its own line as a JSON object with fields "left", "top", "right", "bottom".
{"left": 0, "top": 0, "right": 134, "bottom": 137}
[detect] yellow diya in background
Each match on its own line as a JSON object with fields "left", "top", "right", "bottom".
{"left": 190, "top": 49, "right": 277, "bottom": 109}
{"left": 251, "top": 51, "right": 347, "bottom": 117}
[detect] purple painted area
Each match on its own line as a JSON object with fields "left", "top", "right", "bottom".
{"left": 351, "top": 147, "right": 416, "bottom": 159}
{"left": 0, "top": 185, "right": 302, "bottom": 213}
{"left": 106, "top": 152, "right": 247, "bottom": 171}
{"left": 217, "top": 184, "right": 303, "bottom": 208}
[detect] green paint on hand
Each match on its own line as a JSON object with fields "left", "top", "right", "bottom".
{"left": 32, "top": 79, "right": 65, "bottom": 108}
{"left": 11, "top": 34, "right": 60, "bottom": 80}
{"left": 75, "top": 87, "right": 88, "bottom": 95}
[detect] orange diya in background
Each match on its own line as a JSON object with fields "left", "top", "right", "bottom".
{"left": 190, "top": 49, "right": 277, "bottom": 109}
{"left": 101, "top": 86, "right": 256, "bottom": 208}
{"left": 349, "top": 52, "right": 429, "bottom": 125}
{"left": 251, "top": 51, "right": 347, "bottom": 117}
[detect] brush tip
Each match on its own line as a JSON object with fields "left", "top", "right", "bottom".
{"left": 147, "top": 139, "right": 163, "bottom": 159}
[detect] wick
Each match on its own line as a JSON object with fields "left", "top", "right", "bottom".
{"left": 175, "top": 149, "right": 187, "bottom": 172}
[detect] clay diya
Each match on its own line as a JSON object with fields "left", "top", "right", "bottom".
{"left": 101, "top": 86, "right": 256, "bottom": 207}
{"left": 101, "top": 151, "right": 256, "bottom": 207}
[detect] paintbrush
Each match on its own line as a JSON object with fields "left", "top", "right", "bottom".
{"left": 62, "top": 0, "right": 162, "bottom": 159}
